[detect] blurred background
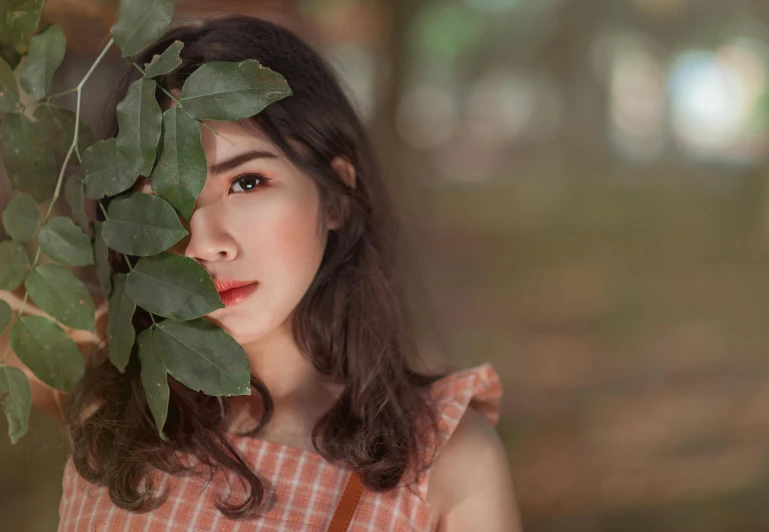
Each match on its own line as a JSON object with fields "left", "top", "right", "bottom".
{"left": 3, "top": 0, "right": 769, "bottom": 530}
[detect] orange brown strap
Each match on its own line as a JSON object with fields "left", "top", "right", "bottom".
{"left": 326, "top": 472, "right": 365, "bottom": 532}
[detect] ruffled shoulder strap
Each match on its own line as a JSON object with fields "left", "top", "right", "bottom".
{"left": 410, "top": 363, "right": 503, "bottom": 503}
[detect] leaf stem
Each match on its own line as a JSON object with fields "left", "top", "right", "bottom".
{"left": 128, "top": 60, "right": 218, "bottom": 136}
{"left": 44, "top": 87, "right": 79, "bottom": 102}
{"left": 18, "top": 87, "right": 80, "bottom": 112}
{"left": 129, "top": 60, "right": 180, "bottom": 105}
{"left": 97, "top": 199, "right": 109, "bottom": 220}
{"left": 0, "top": 320, "right": 13, "bottom": 364}
{"left": 0, "top": 38, "right": 116, "bottom": 365}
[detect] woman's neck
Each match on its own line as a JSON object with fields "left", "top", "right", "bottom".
{"left": 220, "top": 322, "right": 344, "bottom": 446}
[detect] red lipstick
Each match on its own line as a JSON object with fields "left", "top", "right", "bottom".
{"left": 213, "top": 279, "right": 258, "bottom": 307}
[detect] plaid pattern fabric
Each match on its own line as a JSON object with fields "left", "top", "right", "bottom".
{"left": 57, "top": 363, "right": 502, "bottom": 531}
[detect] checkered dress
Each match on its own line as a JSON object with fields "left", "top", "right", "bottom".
{"left": 57, "top": 363, "right": 502, "bottom": 531}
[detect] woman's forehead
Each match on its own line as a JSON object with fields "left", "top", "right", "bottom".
{"left": 200, "top": 120, "right": 284, "bottom": 170}
{"left": 201, "top": 118, "right": 269, "bottom": 147}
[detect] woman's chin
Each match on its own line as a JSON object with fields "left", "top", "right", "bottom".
{"left": 202, "top": 314, "right": 267, "bottom": 344}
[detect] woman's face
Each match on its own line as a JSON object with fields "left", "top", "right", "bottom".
{"left": 135, "top": 119, "right": 334, "bottom": 344}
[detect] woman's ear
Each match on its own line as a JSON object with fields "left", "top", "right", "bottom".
{"left": 327, "top": 156, "right": 356, "bottom": 230}
{"left": 331, "top": 156, "right": 356, "bottom": 189}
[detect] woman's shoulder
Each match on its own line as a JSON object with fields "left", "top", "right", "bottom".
{"left": 421, "top": 363, "right": 521, "bottom": 530}
{"left": 409, "top": 362, "right": 503, "bottom": 492}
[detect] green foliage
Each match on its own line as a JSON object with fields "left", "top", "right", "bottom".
{"left": 0, "top": 300, "right": 10, "bottom": 331}
{"left": 10, "top": 315, "right": 84, "bottom": 392}
{"left": 0, "top": 112, "right": 57, "bottom": 201}
{"left": 2, "top": 0, "right": 45, "bottom": 55}
{"left": 144, "top": 40, "right": 183, "bottom": 79}
{"left": 102, "top": 192, "right": 188, "bottom": 256}
{"left": 19, "top": 24, "right": 66, "bottom": 100}
{"left": 0, "top": 240, "right": 29, "bottom": 290}
{"left": 152, "top": 319, "right": 252, "bottom": 396}
{"left": 38, "top": 216, "right": 94, "bottom": 266}
{"left": 0, "top": 57, "right": 20, "bottom": 112}
{"left": 92, "top": 221, "right": 111, "bottom": 299}
{"left": 181, "top": 59, "right": 292, "bottom": 121}
{"left": 82, "top": 138, "right": 138, "bottom": 199}
{"left": 34, "top": 104, "right": 97, "bottom": 159}
{"left": 64, "top": 176, "right": 90, "bottom": 234}
{"left": 110, "top": 0, "right": 174, "bottom": 58}
{"left": 25, "top": 264, "right": 95, "bottom": 331}
{"left": 116, "top": 77, "right": 162, "bottom": 176}
{"left": 0, "top": 365, "right": 31, "bottom": 444}
{"left": 0, "top": 0, "right": 292, "bottom": 444}
{"left": 107, "top": 273, "right": 135, "bottom": 373}
{"left": 152, "top": 106, "right": 207, "bottom": 220}
{"left": 136, "top": 326, "right": 169, "bottom": 440}
{"left": 126, "top": 253, "right": 223, "bottom": 320}
{"left": 2, "top": 193, "right": 39, "bottom": 242}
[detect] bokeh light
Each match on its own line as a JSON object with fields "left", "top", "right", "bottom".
{"left": 669, "top": 37, "right": 769, "bottom": 163}
{"left": 409, "top": 4, "right": 484, "bottom": 70}
{"left": 608, "top": 34, "right": 667, "bottom": 162}
{"left": 463, "top": 0, "right": 524, "bottom": 12}
{"left": 465, "top": 71, "right": 562, "bottom": 145}
{"left": 595, "top": 31, "right": 667, "bottom": 162}
{"left": 396, "top": 84, "right": 457, "bottom": 149}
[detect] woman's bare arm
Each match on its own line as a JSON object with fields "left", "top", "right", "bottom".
{"left": 0, "top": 286, "right": 107, "bottom": 425}
{"left": 428, "top": 408, "right": 523, "bottom": 532}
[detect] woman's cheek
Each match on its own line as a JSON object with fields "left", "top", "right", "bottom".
{"left": 269, "top": 214, "right": 324, "bottom": 275}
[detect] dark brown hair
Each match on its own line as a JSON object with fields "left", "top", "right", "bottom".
{"left": 65, "top": 15, "right": 444, "bottom": 518}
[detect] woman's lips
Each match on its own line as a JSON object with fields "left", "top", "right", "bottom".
{"left": 214, "top": 279, "right": 255, "bottom": 292}
{"left": 217, "top": 282, "right": 258, "bottom": 307}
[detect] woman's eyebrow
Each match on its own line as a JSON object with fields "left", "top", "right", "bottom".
{"left": 209, "top": 150, "right": 278, "bottom": 178}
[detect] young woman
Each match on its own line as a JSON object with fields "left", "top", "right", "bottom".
{"left": 2, "top": 15, "right": 521, "bottom": 531}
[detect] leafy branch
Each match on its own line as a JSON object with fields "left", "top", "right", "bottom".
{"left": 0, "top": 0, "right": 292, "bottom": 444}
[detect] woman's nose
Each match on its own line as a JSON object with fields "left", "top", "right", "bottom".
{"left": 169, "top": 206, "right": 237, "bottom": 262}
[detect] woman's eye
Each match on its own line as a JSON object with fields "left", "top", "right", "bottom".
{"left": 229, "top": 174, "right": 270, "bottom": 193}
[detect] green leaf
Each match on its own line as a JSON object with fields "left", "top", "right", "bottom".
{"left": 107, "top": 273, "right": 135, "bottom": 373}
{"left": 0, "top": 365, "right": 31, "bottom": 444}
{"left": 3, "top": 0, "right": 44, "bottom": 55}
{"left": 0, "top": 45, "right": 21, "bottom": 71}
{"left": 92, "top": 220, "right": 112, "bottom": 299}
{"left": 0, "top": 111, "right": 57, "bottom": 202}
{"left": 18, "top": 24, "right": 65, "bottom": 100}
{"left": 0, "top": 56, "right": 20, "bottom": 112}
{"left": 64, "top": 176, "right": 90, "bottom": 234}
{"left": 103, "top": 192, "right": 188, "bottom": 256}
{"left": 110, "top": 0, "right": 174, "bottom": 58}
{"left": 82, "top": 138, "right": 137, "bottom": 199}
{"left": 33, "top": 104, "right": 97, "bottom": 159}
{"left": 0, "top": 298, "right": 11, "bottom": 331}
{"left": 126, "top": 253, "right": 223, "bottom": 320}
{"left": 2, "top": 192, "right": 38, "bottom": 242}
{"left": 38, "top": 216, "right": 93, "bottom": 267}
{"left": 10, "top": 315, "right": 84, "bottom": 392}
{"left": 116, "top": 77, "right": 162, "bottom": 177}
{"left": 144, "top": 40, "right": 183, "bottom": 78}
{"left": 136, "top": 327, "right": 169, "bottom": 440}
{"left": 180, "top": 59, "right": 292, "bottom": 121}
{"left": 151, "top": 107, "right": 206, "bottom": 220}
{"left": 25, "top": 264, "right": 95, "bottom": 332}
{"left": 153, "top": 319, "right": 251, "bottom": 396}
{"left": 0, "top": 239, "right": 29, "bottom": 290}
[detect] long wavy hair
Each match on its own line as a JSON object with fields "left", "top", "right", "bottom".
{"left": 64, "top": 15, "right": 444, "bottom": 519}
